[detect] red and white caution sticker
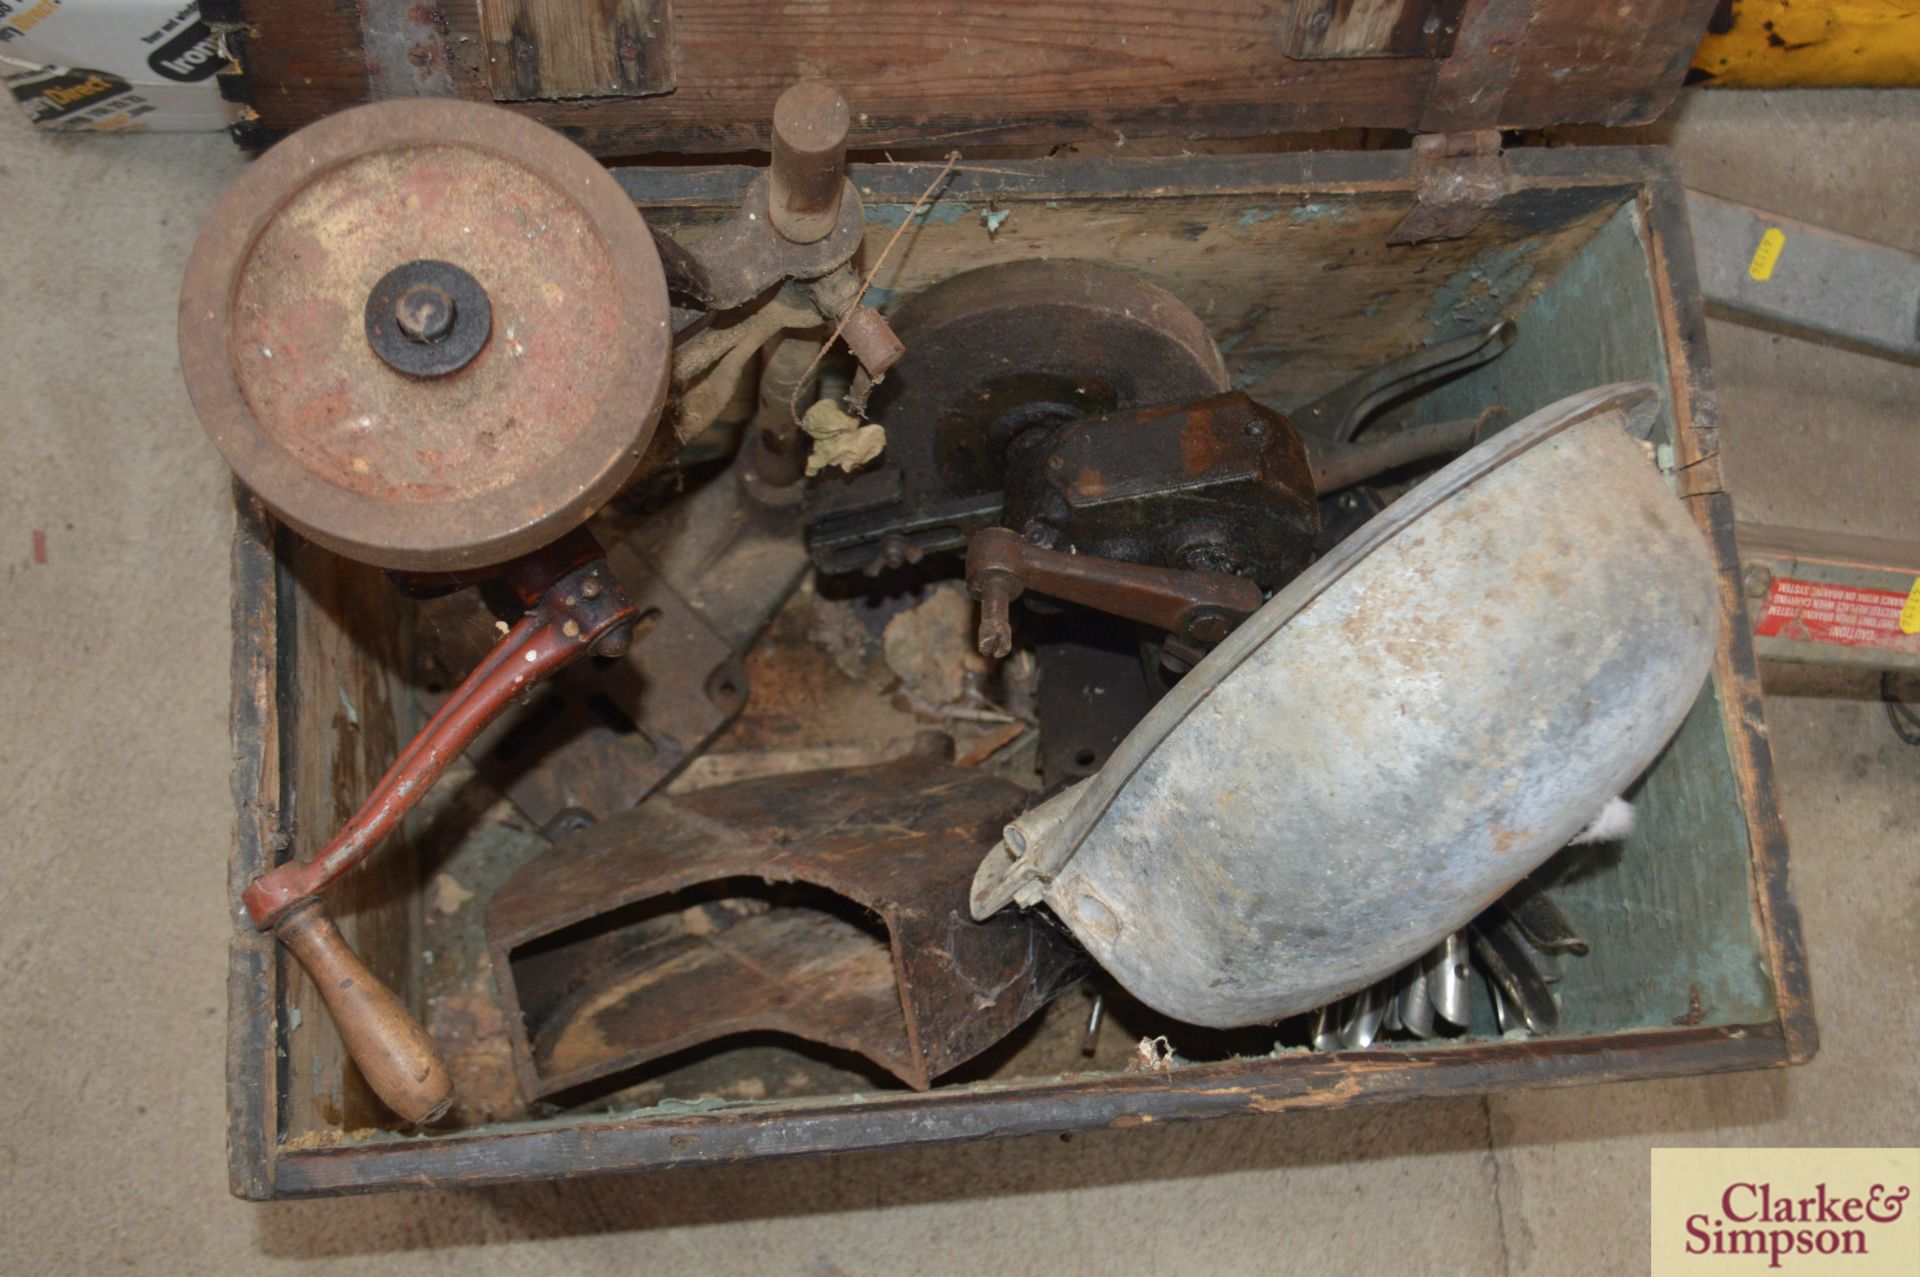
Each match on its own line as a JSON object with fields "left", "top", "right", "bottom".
{"left": 1755, "top": 576, "right": 1920, "bottom": 654}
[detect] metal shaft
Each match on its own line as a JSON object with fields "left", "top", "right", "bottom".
{"left": 770, "top": 81, "right": 850, "bottom": 244}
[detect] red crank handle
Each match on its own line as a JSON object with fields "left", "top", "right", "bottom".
{"left": 247, "top": 546, "right": 637, "bottom": 1123}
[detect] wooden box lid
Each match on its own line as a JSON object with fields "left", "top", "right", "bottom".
{"left": 209, "top": 0, "right": 1718, "bottom": 156}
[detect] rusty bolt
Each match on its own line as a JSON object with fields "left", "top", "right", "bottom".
{"left": 1021, "top": 519, "right": 1061, "bottom": 550}
{"left": 975, "top": 574, "right": 1017, "bottom": 660}
{"left": 394, "top": 283, "right": 456, "bottom": 343}
{"left": 770, "top": 81, "right": 850, "bottom": 244}
{"left": 1186, "top": 609, "right": 1235, "bottom": 645}
{"left": 1742, "top": 564, "right": 1772, "bottom": 600}
{"left": 1181, "top": 542, "right": 1241, "bottom": 577}
{"left": 579, "top": 577, "right": 605, "bottom": 601}
{"left": 862, "top": 534, "right": 925, "bottom": 577}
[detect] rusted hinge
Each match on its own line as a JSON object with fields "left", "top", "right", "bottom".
{"left": 1388, "top": 129, "right": 1509, "bottom": 245}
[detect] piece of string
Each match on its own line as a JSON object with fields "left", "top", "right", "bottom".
{"left": 787, "top": 151, "right": 961, "bottom": 428}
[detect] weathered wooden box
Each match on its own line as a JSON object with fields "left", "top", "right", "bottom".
{"left": 219, "top": 1, "right": 1813, "bottom": 1200}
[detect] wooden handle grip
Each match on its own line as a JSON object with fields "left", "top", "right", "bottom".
{"left": 274, "top": 899, "right": 453, "bottom": 1126}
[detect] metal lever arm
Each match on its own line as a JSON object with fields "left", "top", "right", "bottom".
{"left": 242, "top": 538, "right": 638, "bottom": 1124}
{"left": 1300, "top": 319, "right": 1516, "bottom": 442}
{"left": 966, "top": 527, "right": 1264, "bottom": 659}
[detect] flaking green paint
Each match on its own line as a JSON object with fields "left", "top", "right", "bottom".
{"left": 1425, "top": 241, "right": 1538, "bottom": 337}
{"left": 1537, "top": 684, "right": 1776, "bottom": 1033}
{"left": 1288, "top": 201, "right": 1347, "bottom": 224}
{"left": 1405, "top": 198, "right": 1773, "bottom": 1034}
{"left": 1411, "top": 203, "right": 1675, "bottom": 447}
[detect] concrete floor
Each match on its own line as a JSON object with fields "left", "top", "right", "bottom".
{"left": 1, "top": 89, "right": 1915, "bottom": 1274}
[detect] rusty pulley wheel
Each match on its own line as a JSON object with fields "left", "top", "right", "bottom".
{"left": 803, "top": 259, "right": 1230, "bottom": 574}
{"left": 179, "top": 100, "right": 671, "bottom": 572}
{"left": 867, "top": 259, "right": 1230, "bottom": 501}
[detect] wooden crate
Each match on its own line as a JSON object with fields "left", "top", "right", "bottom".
{"left": 206, "top": 0, "right": 1718, "bottom": 155}
{"left": 226, "top": 143, "right": 1815, "bottom": 1198}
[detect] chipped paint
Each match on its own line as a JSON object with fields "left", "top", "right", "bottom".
{"left": 1426, "top": 242, "right": 1538, "bottom": 338}
{"left": 1288, "top": 202, "right": 1348, "bottom": 224}
{"left": 1235, "top": 207, "right": 1285, "bottom": 229}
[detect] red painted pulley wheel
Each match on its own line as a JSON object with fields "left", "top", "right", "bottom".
{"left": 179, "top": 99, "right": 671, "bottom": 572}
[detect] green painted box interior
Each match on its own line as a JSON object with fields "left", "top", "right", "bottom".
{"left": 231, "top": 147, "right": 1808, "bottom": 1198}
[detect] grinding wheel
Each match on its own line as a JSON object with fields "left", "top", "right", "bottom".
{"left": 867, "top": 259, "right": 1230, "bottom": 502}
{"left": 180, "top": 100, "right": 671, "bottom": 572}
{"left": 804, "top": 259, "right": 1230, "bottom": 574}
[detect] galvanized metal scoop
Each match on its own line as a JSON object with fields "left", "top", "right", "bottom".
{"left": 969, "top": 382, "right": 1720, "bottom": 1029}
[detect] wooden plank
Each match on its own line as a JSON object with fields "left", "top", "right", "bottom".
{"left": 626, "top": 153, "right": 1624, "bottom": 410}
{"left": 1541, "top": 685, "right": 1779, "bottom": 1034}
{"left": 225, "top": 486, "right": 281, "bottom": 1201}
{"left": 1695, "top": 498, "right": 1821, "bottom": 1063}
{"left": 221, "top": 0, "right": 368, "bottom": 129}
{"left": 478, "top": 0, "right": 673, "bottom": 101}
{"left": 227, "top": 0, "right": 1719, "bottom": 155}
{"left": 270, "top": 1023, "right": 1789, "bottom": 1196}
{"left": 1282, "top": 0, "right": 1465, "bottom": 59}
{"left": 278, "top": 542, "right": 422, "bottom": 1139}
{"left": 1640, "top": 159, "right": 1820, "bottom": 1063}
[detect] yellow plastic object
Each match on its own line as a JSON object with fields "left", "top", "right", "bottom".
{"left": 1693, "top": 1, "right": 1920, "bottom": 87}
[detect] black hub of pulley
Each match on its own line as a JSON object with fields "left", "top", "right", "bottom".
{"left": 364, "top": 259, "right": 493, "bottom": 378}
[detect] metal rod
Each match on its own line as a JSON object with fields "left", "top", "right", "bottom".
{"left": 1306, "top": 407, "right": 1507, "bottom": 491}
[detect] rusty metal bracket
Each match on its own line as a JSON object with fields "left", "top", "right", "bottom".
{"left": 487, "top": 746, "right": 1085, "bottom": 1099}
{"left": 1296, "top": 320, "right": 1515, "bottom": 440}
{"left": 1000, "top": 392, "right": 1321, "bottom": 589}
{"left": 966, "top": 527, "right": 1265, "bottom": 658}
{"left": 419, "top": 547, "right": 745, "bottom": 832}
{"left": 416, "top": 455, "right": 813, "bottom": 829}
{"left": 670, "top": 173, "right": 867, "bottom": 314}
{"left": 1389, "top": 129, "right": 1511, "bottom": 244}
{"left": 362, "top": 0, "right": 456, "bottom": 99}
{"left": 1386, "top": 0, "right": 1532, "bottom": 243}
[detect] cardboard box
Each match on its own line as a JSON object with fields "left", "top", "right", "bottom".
{"left": 2, "top": 1, "right": 232, "bottom": 131}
